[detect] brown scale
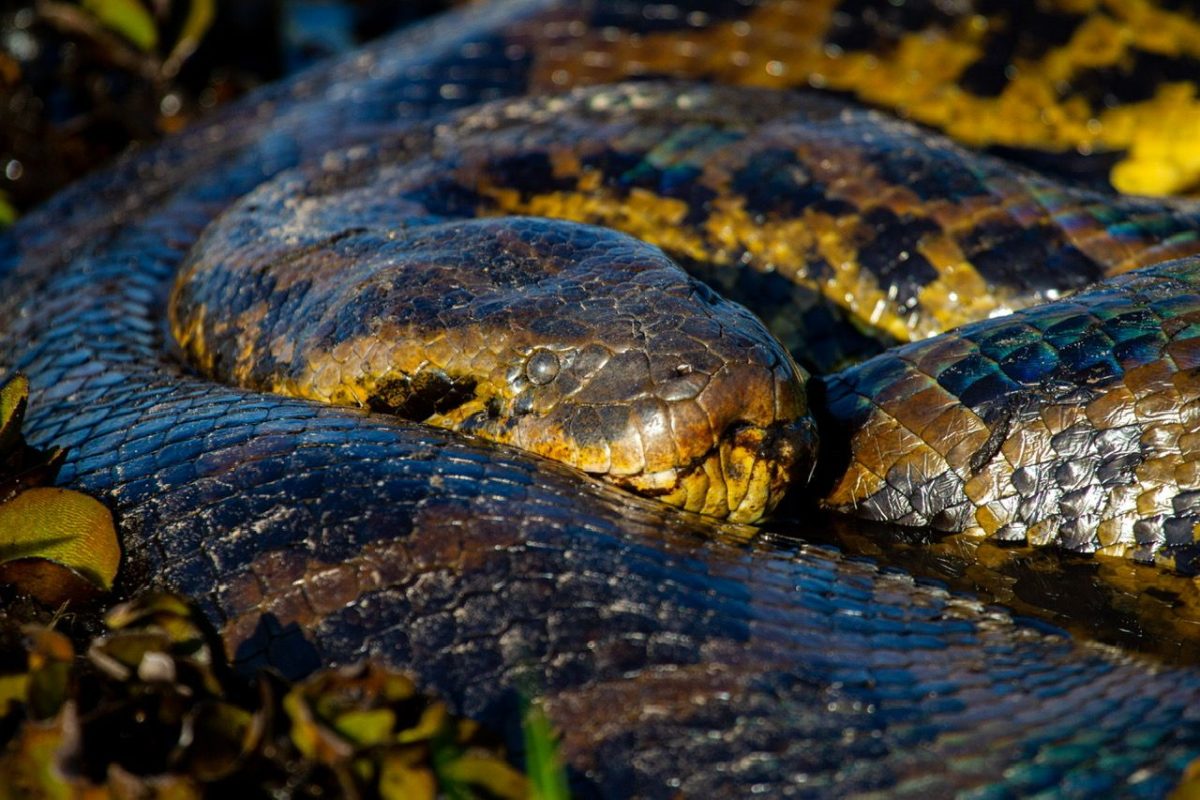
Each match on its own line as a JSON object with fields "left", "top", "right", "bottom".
{"left": 518, "top": 0, "right": 1200, "bottom": 195}
{"left": 174, "top": 83, "right": 1200, "bottom": 555}
{"left": 171, "top": 165, "right": 816, "bottom": 524}
{"left": 438, "top": 84, "right": 1200, "bottom": 351}
{"left": 818, "top": 263, "right": 1200, "bottom": 572}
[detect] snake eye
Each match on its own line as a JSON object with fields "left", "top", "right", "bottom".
{"left": 526, "top": 349, "right": 561, "bottom": 385}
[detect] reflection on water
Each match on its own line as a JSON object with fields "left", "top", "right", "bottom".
{"left": 763, "top": 510, "right": 1200, "bottom": 666}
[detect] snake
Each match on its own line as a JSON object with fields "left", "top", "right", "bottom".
{"left": 6, "top": 0, "right": 1200, "bottom": 796}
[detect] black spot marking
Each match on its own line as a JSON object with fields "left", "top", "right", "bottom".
{"left": 677, "top": 254, "right": 892, "bottom": 373}
{"left": 488, "top": 151, "right": 576, "bottom": 198}
{"left": 581, "top": 147, "right": 646, "bottom": 183}
{"left": 867, "top": 147, "right": 990, "bottom": 202}
{"left": 856, "top": 207, "right": 940, "bottom": 308}
{"left": 369, "top": 371, "right": 478, "bottom": 421}
{"left": 403, "top": 177, "right": 486, "bottom": 218}
{"left": 587, "top": 0, "right": 757, "bottom": 33}
{"left": 234, "top": 614, "right": 322, "bottom": 681}
{"left": 827, "top": 0, "right": 956, "bottom": 51}
{"left": 1070, "top": 48, "right": 1200, "bottom": 109}
{"left": 732, "top": 148, "right": 828, "bottom": 218}
{"left": 959, "top": 3, "right": 1084, "bottom": 97}
{"left": 601, "top": 143, "right": 720, "bottom": 224}
{"left": 987, "top": 145, "right": 1123, "bottom": 192}
{"left": 958, "top": 218, "right": 1104, "bottom": 293}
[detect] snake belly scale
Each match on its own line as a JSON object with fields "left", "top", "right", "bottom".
{"left": 6, "top": 0, "right": 1200, "bottom": 797}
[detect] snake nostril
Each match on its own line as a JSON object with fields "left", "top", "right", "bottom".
{"left": 526, "top": 348, "right": 561, "bottom": 385}
{"left": 513, "top": 393, "right": 534, "bottom": 416}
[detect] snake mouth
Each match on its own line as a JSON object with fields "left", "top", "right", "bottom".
{"left": 609, "top": 417, "right": 818, "bottom": 523}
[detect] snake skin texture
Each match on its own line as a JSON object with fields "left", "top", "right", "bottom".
{"left": 5, "top": 0, "right": 1200, "bottom": 797}
{"left": 821, "top": 259, "right": 1200, "bottom": 569}
{"left": 169, "top": 163, "right": 813, "bottom": 522}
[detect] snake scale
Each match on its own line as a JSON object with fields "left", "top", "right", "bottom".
{"left": 7, "top": 0, "right": 1200, "bottom": 796}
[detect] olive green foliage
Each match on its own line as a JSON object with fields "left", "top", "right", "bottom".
{"left": 0, "top": 591, "right": 567, "bottom": 798}
{"left": 0, "top": 373, "right": 567, "bottom": 796}
{"left": 0, "top": 374, "right": 119, "bottom": 603}
{"left": 0, "top": 194, "right": 15, "bottom": 227}
{"left": 65, "top": 0, "right": 215, "bottom": 75}
{"left": 1175, "top": 759, "right": 1200, "bottom": 799}
{"left": 80, "top": 0, "right": 158, "bottom": 50}
{"left": 522, "top": 698, "right": 570, "bottom": 800}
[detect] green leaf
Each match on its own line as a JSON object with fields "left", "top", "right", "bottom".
{"left": 0, "top": 487, "right": 119, "bottom": 600}
{"left": 523, "top": 699, "right": 570, "bottom": 800}
{"left": 163, "top": 0, "right": 215, "bottom": 77}
{"left": 0, "top": 192, "right": 15, "bottom": 228}
{"left": 81, "top": 0, "right": 158, "bottom": 52}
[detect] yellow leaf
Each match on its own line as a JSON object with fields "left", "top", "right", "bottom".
{"left": 395, "top": 702, "right": 448, "bottom": 744}
{"left": 185, "top": 701, "right": 255, "bottom": 781}
{"left": 0, "top": 673, "right": 29, "bottom": 717}
{"left": 105, "top": 592, "right": 197, "bottom": 638}
{"left": 0, "top": 374, "right": 28, "bottom": 452}
{"left": 0, "top": 709, "right": 77, "bottom": 800}
{"left": 25, "top": 629, "right": 73, "bottom": 720}
{"left": 334, "top": 708, "right": 396, "bottom": 747}
{"left": 379, "top": 756, "right": 436, "bottom": 800}
{"left": 284, "top": 689, "right": 353, "bottom": 763}
{"left": 0, "top": 488, "right": 119, "bottom": 596}
{"left": 441, "top": 752, "right": 530, "bottom": 799}
{"left": 81, "top": 0, "right": 158, "bottom": 52}
{"left": 1173, "top": 756, "right": 1200, "bottom": 800}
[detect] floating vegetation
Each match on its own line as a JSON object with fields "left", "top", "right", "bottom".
{"left": 0, "top": 374, "right": 119, "bottom": 604}
{"left": 0, "top": 591, "right": 566, "bottom": 798}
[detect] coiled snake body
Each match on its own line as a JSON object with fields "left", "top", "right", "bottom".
{"left": 6, "top": 1, "right": 1200, "bottom": 796}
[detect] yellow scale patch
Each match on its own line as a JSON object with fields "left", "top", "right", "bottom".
{"left": 532, "top": 0, "right": 1200, "bottom": 196}
{"left": 474, "top": 156, "right": 1006, "bottom": 345}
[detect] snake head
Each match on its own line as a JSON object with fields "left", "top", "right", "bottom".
{"left": 422, "top": 219, "right": 817, "bottom": 523}
{"left": 172, "top": 192, "right": 816, "bottom": 522}
{"left": 482, "top": 280, "right": 818, "bottom": 523}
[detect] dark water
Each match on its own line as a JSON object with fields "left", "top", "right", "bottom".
{"left": 764, "top": 508, "right": 1200, "bottom": 666}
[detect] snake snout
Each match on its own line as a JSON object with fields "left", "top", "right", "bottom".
{"left": 500, "top": 323, "right": 817, "bottom": 522}
{"left": 647, "top": 353, "right": 816, "bottom": 523}
{"left": 534, "top": 329, "right": 817, "bottom": 522}
{"left": 716, "top": 416, "right": 819, "bottom": 523}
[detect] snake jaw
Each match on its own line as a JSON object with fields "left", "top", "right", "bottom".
{"left": 569, "top": 352, "right": 816, "bottom": 522}
{"left": 722, "top": 417, "right": 819, "bottom": 522}
{"left": 615, "top": 416, "right": 817, "bottom": 523}
{"left": 494, "top": 341, "right": 817, "bottom": 522}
